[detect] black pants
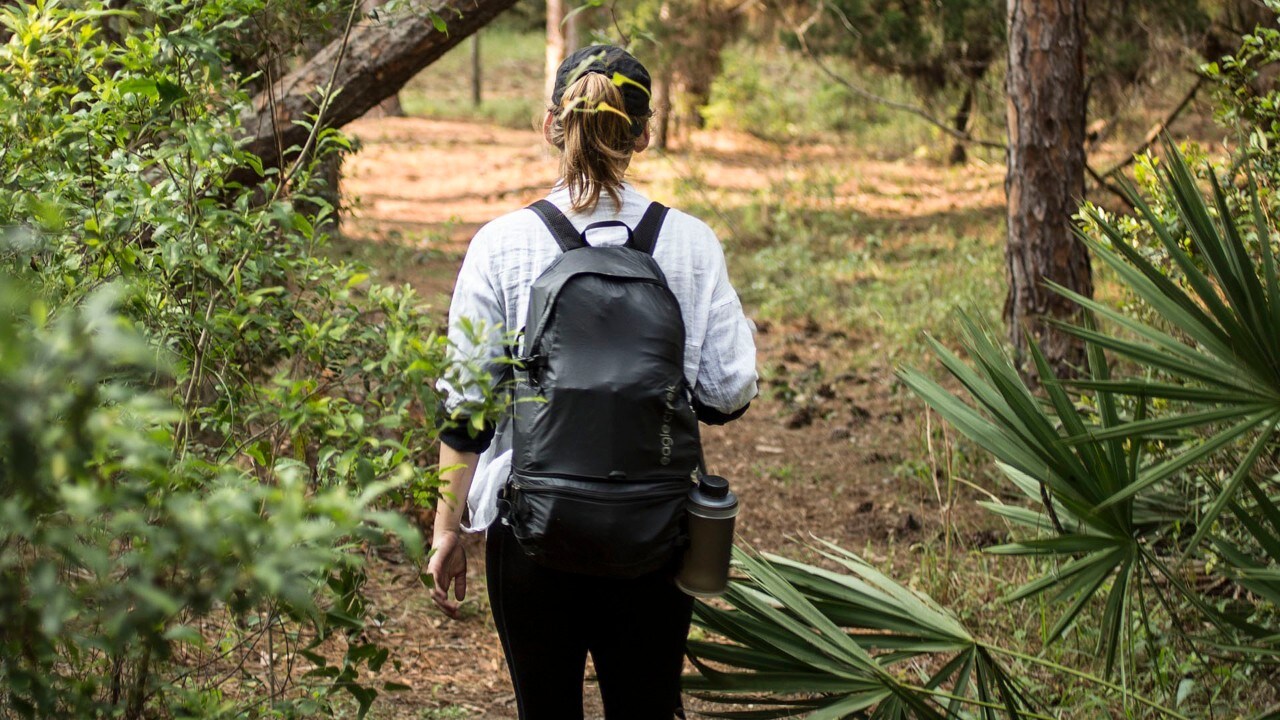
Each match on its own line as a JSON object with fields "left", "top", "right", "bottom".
{"left": 486, "top": 520, "right": 694, "bottom": 719}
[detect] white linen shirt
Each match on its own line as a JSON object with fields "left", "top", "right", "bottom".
{"left": 438, "top": 182, "right": 759, "bottom": 531}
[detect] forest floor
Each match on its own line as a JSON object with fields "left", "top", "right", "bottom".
{"left": 327, "top": 113, "right": 1189, "bottom": 719}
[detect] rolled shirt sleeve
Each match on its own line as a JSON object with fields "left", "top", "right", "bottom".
{"left": 692, "top": 234, "right": 758, "bottom": 416}
{"left": 436, "top": 232, "right": 509, "bottom": 450}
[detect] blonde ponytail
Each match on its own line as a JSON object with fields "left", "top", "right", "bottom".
{"left": 549, "top": 73, "right": 640, "bottom": 212}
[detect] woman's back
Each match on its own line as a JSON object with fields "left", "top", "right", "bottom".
{"left": 453, "top": 181, "right": 754, "bottom": 396}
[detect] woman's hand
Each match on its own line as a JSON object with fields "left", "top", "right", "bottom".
{"left": 428, "top": 530, "right": 468, "bottom": 619}
{"left": 430, "top": 445, "right": 478, "bottom": 620}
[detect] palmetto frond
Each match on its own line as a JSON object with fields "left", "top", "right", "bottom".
{"left": 687, "top": 546, "right": 1041, "bottom": 719}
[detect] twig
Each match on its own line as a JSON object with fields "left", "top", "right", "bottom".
{"left": 1086, "top": 162, "right": 1136, "bottom": 210}
{"left": 606, "top": 0, "right": 629, "bottom": 46}
{"left": 263, "top": 41, "right": 285, "bottom": 175}
{"left": 1083, "top": 75, "right": 1204, "bottom": 209}
{"left": 1040, "top": 481, "right": 1067, "bottom": 535}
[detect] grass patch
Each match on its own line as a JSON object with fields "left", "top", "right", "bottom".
{"left": 670, "top": 167, "right": 1006, "bottom": 369}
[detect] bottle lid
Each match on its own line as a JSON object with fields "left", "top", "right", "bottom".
{"left": 700, "top": 474, "right": 729, "bottom": 499}
{"left": 689, "top": 474, "right": 739, "bottom": 517}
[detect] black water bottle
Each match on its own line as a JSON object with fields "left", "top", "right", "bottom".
{"left": 676, "top": 475, "right": 739, "bottom": 598}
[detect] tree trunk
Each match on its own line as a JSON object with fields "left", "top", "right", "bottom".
{"left": 545, "top": 0, "right": 567, "bottom": 102}
{"left": 375, "top": 94, "right": 405, "bottom": 117}
{"left": 651, "top": 64, "right": 672, "bottom": 151}
{"left": 1004, "top": 0, "right": 1092, "bottom": 382}
{"left": 471, "top": 33, "right": 482, "bottom": 106}
{"left": 239, "top": 0, "right": 518, "bottom": 172}
{"left": 948, "top": 84, "right": 974, "bottom": 165}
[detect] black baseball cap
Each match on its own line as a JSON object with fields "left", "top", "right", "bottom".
{"left": 552, "top": 45, "right": 652, "bottom": 137}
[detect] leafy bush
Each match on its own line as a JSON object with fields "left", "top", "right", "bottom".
{"left": 0, "top": 0, "right": 499, "bottom": 716}
{"left": 1204, "top": 0, "right": 1280, "bottom": 187}
{"left": 689, "top": 144, "right": 1280, "bottom": 720}
{"left": 0, "top": 276, "right": 420, "bottom": 718}
{"left": 688, "top": 16, "right": 1280, "bottom": 718}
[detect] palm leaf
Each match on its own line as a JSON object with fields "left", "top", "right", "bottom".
{"left": 900, "top": 315, "right": 1185, "bottom": 675}
{"left": 687, "top": 546, "right": 1041, "bottom": 718}
{"left": 1058, "top": 143, "right": 1280, "bottom": 553}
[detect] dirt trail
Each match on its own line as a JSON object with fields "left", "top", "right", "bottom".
{"left": 343, "top": 117, "right": 1006, "bottom": 249}
{"left": 339, "top": 116, "right": 1007, "bottom": 718}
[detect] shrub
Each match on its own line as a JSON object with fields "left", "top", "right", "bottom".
{"left": 687, "top": 11, "right": 1280, "bottom": 717}
{"left": 0, "top": 0, "right": 501, "bottom": 716}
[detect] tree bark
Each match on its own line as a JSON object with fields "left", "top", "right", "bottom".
{"left": 545, "top": 0, "right": 567, "bottom": 103}
{"left": 361, "top": 0, "right": 405, "bottom": 117}
{"left": 1004, "top": 0, "right": 1092, "bottom": 382}
{"left": 240, "top": 0, "right": 518, "bottom": 171}
{"left": 948, "top": 84, "right": 974, "bottom": 165}
{"left": 470, "top": 33, "right": 482, "bottom": 106}
{"left": 651, "top": 64, "right": 672, "bottom": 151}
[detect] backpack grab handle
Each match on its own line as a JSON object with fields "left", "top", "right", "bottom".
{"left": 580, "top": 220, "right": 634, "bottom": 247}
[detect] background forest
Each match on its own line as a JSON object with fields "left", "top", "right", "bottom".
{"left": 4, "top": 0, "right": 1280, "bottom": 717}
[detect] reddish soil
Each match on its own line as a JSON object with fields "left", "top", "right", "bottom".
{"left": 337, "top": 116, "right": 1006, "bottom": 719}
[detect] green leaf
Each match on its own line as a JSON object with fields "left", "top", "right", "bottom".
{"left": 156, "top": 78, "right": 187, "bottom": 107}
{"left": 119, "top": 77, "right": 159, "bottom": 99}
{"left": 346, "top": 684, "right": 377, "bottom": 719}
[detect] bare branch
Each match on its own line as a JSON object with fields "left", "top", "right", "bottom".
{"left": 1085, "top": 162, "right": 1136, "bottom": 210}
{"left": 1098, "top": 75, "right": 1207, "bottom": 179}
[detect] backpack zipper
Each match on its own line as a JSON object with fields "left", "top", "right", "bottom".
{"left": 509, "top": 478, "right": 690, "bottom": 502}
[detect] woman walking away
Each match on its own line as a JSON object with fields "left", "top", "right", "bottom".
{"left": 428, "top": 45, "right": 758, "bottom": 720}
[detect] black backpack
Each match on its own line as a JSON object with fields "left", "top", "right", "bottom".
{"left": 499, "top": 199, "right": 702, "bottom": 578}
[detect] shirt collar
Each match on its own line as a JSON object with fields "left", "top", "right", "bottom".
{"left": 547, "top": 181, "right": 637, "bottom": 207}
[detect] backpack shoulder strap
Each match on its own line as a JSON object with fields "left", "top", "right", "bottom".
{"left": 528, "top": 200, "right": 587, "bottom": 252}
{"left": 627, "top": 202, "right": 669, "bottom": 255}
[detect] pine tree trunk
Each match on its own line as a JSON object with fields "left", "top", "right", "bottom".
{"left": 651, "top": 64, "right": 672, "bottom": 150}
{"left": 545, "top": 0, "right": 567, "bottom": 102}
{"left": 1004, "top": 0, "right": 1093, "bottom": 382}
{"left": 471, "top": 33, "right": 482, "bottom": 106}
{"left": 948, "top": 85, "right": 974, "bottom": 165}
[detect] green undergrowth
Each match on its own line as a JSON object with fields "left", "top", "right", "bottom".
{"left": 324, "top": 233, "right": 461, "bottom": 308}
{"left": 671, "top": 173, "right": 1007, "bottom": 370}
